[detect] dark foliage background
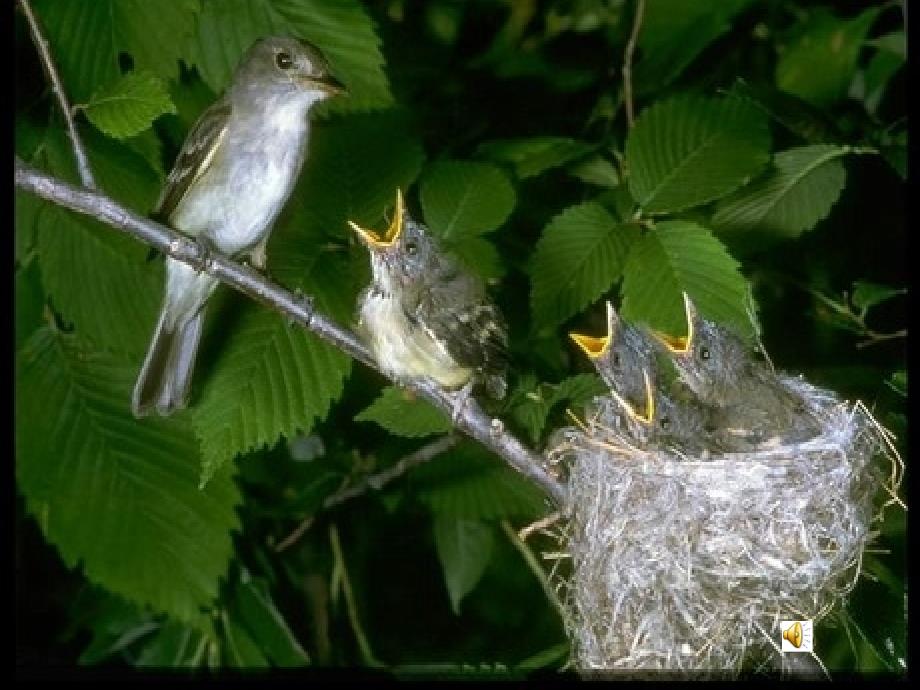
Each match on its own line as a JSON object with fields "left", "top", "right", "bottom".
{"left": 15, "top": 0, "right": 905, "bottom": 676}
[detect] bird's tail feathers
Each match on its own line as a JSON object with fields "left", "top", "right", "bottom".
{"left": 132, "top": 305, "right": 205, "bottom": 418}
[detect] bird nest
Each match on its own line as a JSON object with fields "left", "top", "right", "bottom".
{"left": 545, "top": 375, "right": 903, "bottom": 678}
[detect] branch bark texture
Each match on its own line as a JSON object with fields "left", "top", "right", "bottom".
{"left": 15, "top": 159, "right": 569, "bottom": 508}
{"left": 18, "top": 0, "right": 96, "bottom": 189}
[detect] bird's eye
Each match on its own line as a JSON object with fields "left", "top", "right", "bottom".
{"left": 405, "top": 242, "right": 418, "bottom": 256}
{"left": 660, "top": 416, "right": 670, "bottom": 430}
{"left": 612, "top": 352, "right": 621, "bottom": 367}
{"left": 276, "top": 52, "right": 294, "bottom": 70}
{"left": 699, "top": 347, "right": 711, "bottom": 361}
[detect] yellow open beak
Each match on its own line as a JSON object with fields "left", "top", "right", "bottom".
{"left": 569, "top": 332, "right": 610, "bottom": 359}
{"left": 348, "top": 189, "right": 405, "bottom": 250}
{"left": 653, "top": 292, "right": 695, "bottom": 355}
{"left": 610, "top": 368, "right": 656, "bottom": 426}
{"left": 569, "top": 301, "right": 617, "bottom": 359}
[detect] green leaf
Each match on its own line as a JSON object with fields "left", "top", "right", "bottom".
{"left": 83, "top": 71, "right": 176, "bottom": 139}
{"left": 76, "top": 590, "right": 159, "bottom": 665}
{"left": 635, "top": 0, "right": 755, "bottom": 93}
{"left": 32, "top": 0, "right": 200, "bottom": 103}
{"left": 712, "top": 145, "right": 848, "bottom": 238}
{"left": 862, "top": 37, "right": 905, "bottom": 114}
{"left": 620, "top": 220, "right": 753, "bottom": 338}
{"left": 413, "top": 443, "right": 549, "bottom": 520}
{"left": 850, "top": 281, "right": 905, "bottom": 313}
{"left": 567, "top": 154, "right": 621, "bottom": 188}
{"left": 184, "top": 0, "right": 391, "bottom": 112}
{"left": 626, "top": 95, "right": 771, "bottom": 214}
{"left": 433, "top": 516, "right": 495, "bottom": 615}
{"left": 16, "top": 328, "right": 241, "bottom": 621}
{"left": 355, "top": 386, "right": 451, "bottom": 438}
{"left": 887, "top": 370, "right": 906, "bottom": 397}
{"left": 420, "top": 161, "right": 516, "bottom": 240}
{"left": 228, "top": 572, "right": 310, "bottom": 666}
{"left": 509, "top": 374, "right": 607, "bottom": 444}
{"left": 15, "top": 190, "right": 43, "bottom": 264}
{"left": 448, "top": 236, "right": 506, "bottom": 282}
{"left": 775, "top": 7, "right": 881, "bottom": 107}
{"left": 474, "top": 137, "right": 594, "bottom": 179}
{"left": 727, "top": 79, "right": 840, "bottom": 144}
{"left": 530, "top": 202, "right": 639, "bottom": 330}
{"left": 33, "top": 125, "right": 163, "bottom": 357}
{"left": 15, "top": 259, "right": 45, "bottom": 352}
{"left": 137, "top": 619, "right": 220, "bottom": 667}
{"left": 37, "top": 204, "right": 162, "bottom": 357}
{"left": 191, "top": 302, "right": 351, "bottom": 487}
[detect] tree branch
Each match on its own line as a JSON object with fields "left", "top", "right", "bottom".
{"left": 18, "top": 0, "right": 96, "bottom": 190}
{"left": 14, "top": 158, "right": 569, "bottom": 508}
{"left": 622, "top": 0, "right": 646, "bottom": 129}
{"left": 275, "top": 434, "right": 460, "bottom": 553}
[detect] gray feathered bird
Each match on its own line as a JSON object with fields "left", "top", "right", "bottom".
{"left": 654, "top": 293, "right": 821, "bottom": 448}
{"left": 570, "top": 301, "right": 716, "bottom": 453}
{"left": 350, "top": 190, "right": 508, "bottom": 411}
{"left": 132, "top": 36, "right": 345, "bottom": 417}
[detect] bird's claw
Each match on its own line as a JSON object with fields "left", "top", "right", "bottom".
{"left": 193, "top": 237, "right": 217, "bottom": 273}
{"left": 451, "top": 381, "right": 475, "bottom": 425}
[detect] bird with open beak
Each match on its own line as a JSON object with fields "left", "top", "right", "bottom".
{"left": 350, "top": 190, "right": 508, "bottom": 418}
{"left": 570, "top": 301, "right": 717, "bottom": 453}
{"left": 654, "top": 292, "right": 822, "bottom": 448}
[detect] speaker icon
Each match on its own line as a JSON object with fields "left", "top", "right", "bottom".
{"left": 780, "top": 620, "right": 814, "bottom": 653}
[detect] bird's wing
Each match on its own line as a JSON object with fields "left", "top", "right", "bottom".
{"left": 153, "top": 97, "right": 232, "bottom": 223}
{"left": 414, "top": 269, "right": 509, "bottom": 376}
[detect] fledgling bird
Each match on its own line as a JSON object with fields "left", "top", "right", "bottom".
{"left": 132, "top": 36, "right": 346, "bottom": 417}
{"left": 569, "top": 302, "right": 716, "bottom": 453}
{"left": 350, "top": 190, "right": 508, "bottom": 415}
{"left": 654, "top": 293, "right": 822, "bottom": 447}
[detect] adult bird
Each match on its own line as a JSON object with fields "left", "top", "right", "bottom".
{"left": 132, "top": 36, "right": 345, "bottom": 417}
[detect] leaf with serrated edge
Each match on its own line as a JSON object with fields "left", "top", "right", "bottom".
{"left": 626, "top": 95, "right": 771, "bottom": 214}
{"left": 16, "top": 328, "right": 240, "bottom": 622}
{"left": 433, "top": 516, "right": 495, "bottom": 615}
{"left": 192, "top": 303, "right": 351, "bottom": 487}
{"left": 712, "top": 145, "right": 847, "bottom": 238}
{"left": 620, "top": 221, "right": 753, "bottom": 338}
{"left": 355, "top": 386, "right": 451, "bottom": 438}
{"left": 84, "top": 71, "right": 176, "bottom": 140}
{"left": 33, "top": 0, "right": 199, "bottom": 103}
{"left": 530, "top": 202, "right": 639, "bottom": 330}
{"left": 420, "top": 160, "right": 516, "bottom": 240}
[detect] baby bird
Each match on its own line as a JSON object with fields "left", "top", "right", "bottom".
{"left": 654, "top": 293, "right": 821, "bottom": 448}
{"left": 350, "top": 190, "right": 508, "bottom": 416}
{"left": 570, "top": 301, "right": 716, "bottom": 453}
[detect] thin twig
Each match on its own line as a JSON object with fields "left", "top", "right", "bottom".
{"left": 501, "top": 520, "right": 567, "bottom": 623}
{"left": 518, "top": 511, "right": 562, "bottom": 541}
{"left": 275, "top": 434, "right": 460, "bottom": 552}
{"left": 328, "top": 523, "right": 384, "bottom": 668}
{"left": 14, "top": 159, "right": 568, "bottom": 508}
{"left": 18, "top": 0, "right": 96, "bottom": 189}
{"left": 622, "top": 0, "right": 646, "bottom": 129}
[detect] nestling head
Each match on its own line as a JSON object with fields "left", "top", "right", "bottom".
{"left": 349, "top": 190, "right": 438, "bottom": 287}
